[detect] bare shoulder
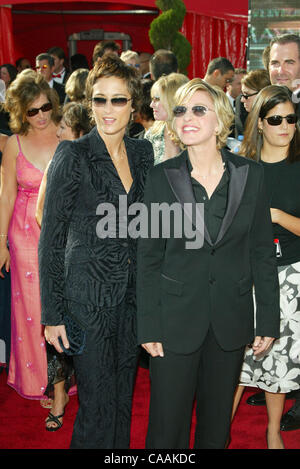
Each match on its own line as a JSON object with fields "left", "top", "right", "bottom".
{"left": 0, "top": 133, "right": 8, "bottom": 153}
{"left": 2, "top": 134, "right": 19, "bottom": 157}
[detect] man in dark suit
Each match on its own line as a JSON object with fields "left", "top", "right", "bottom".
{"left": 136, "top": 78, "right": 280, "bottom": 449}
{"left": 48, "top": 46, "right": 70, "bottom": 85}
{"left": 149, "top": 49, "right": 178, "bottom": 81}
{"left": 35, "top": 53, "right": 66, "bottom": 105}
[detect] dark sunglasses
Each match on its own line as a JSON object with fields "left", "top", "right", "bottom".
{"left": 263, "top": 114, "right": 298, "bottom": 126}
{"left": 91, "top": 97, "right": 132, "bottom": 107}
{"left": 173, "top": 105, "right": 214, "bottom": 118}
{"left": 27, "top": 102, "right": 52, "bottom": 117}
{"left": 241, "top": 92, "right": 258, "bottom": 100}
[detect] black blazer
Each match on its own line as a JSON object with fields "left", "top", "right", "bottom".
{"left": 53, "top": 80, "right": 66, "bottom": 105}
{"left": 39, "top": 126, "right": 154, "bottom": 329}
{"left": 136, "top": 148, "right": 280, "bottom": 353}
{"left": 234, "top": 94, "right": 248, "bottom": 138}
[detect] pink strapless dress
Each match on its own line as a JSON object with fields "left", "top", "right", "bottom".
{"left": 7, "top": 135, "right": 48, "bottom": 399}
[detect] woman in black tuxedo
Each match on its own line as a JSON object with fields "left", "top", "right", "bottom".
{"left": 38, "top": 55, "right": 154, "bottom": 448}
{"left": 136, "top": 78, "right": 280, "bottom": 449}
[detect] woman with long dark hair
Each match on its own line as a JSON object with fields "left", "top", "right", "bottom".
{"left": 232, "top": 85, "right": 300, "bottom": 449}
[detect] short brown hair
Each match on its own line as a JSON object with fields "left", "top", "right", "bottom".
{"left": 4, "top": 69, "right": 61, "bottom": 135}
{"left": 241, "top": 69, "right": 270, "bottom": 92}
{"left": 92, "top": 41, "right": 120, "bottom": 64}
{"left": 85, "top": 54, "right": 142, "bottom": 112}
{"left": 62, "top": 102, "right": 92, "bottom": 138}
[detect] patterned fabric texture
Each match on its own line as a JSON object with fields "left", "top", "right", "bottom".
{"left": 144, "top": 125, "right": 165, "bottom": 165}
{"left": 240, "top": 262, "right": 300, "bottom": 393}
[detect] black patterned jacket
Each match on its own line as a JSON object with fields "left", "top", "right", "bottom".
{"left": 38, "top": 126, "right": 154, "bottom": 328}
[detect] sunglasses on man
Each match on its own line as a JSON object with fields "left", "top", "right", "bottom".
{"left": 35, "top": 64, "right": 49, "bottom": 71}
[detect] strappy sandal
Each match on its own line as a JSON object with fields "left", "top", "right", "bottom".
{"left": 45, "top": 411, "right": 65, "bottom": 432}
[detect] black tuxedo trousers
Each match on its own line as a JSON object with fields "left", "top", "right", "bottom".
{"left": 137, "top": 148, "right": 280, "bottom": 449}
{"left": 146, "top": 327, "right": 245, "bottom": 449}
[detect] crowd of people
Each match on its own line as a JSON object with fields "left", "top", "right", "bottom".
{"left": 0, "top": 33, "right": 300, "bottom": 449}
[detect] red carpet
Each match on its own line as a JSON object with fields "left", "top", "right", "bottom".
{"left": 0, "top": 366, "right": 299, "bottom": 449}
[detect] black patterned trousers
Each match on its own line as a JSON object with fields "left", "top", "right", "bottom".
{"left": 70, "top": 283, "right": 139, "bottom": 449}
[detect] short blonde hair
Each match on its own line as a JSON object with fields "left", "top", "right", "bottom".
{"left": 65, "top": 68, "right": 89, "bottom": 103}
{"left": 150, "top": 72, "right": 189, "bottom": 137}
{"left": 120, "top": 50, "right": 139, "bottom": 63}
{"left": 171, "top": 78, "right": 234, "bottom": 149}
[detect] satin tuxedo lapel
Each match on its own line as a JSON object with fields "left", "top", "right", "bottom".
{"left": 215, "top": 157, "right": 249, "bottom": 245}
{"left": 164, "top": 149, "right": 249, "bottom": 246}
{"left": 164, "top": 158, "right": 211, "bottom": 245}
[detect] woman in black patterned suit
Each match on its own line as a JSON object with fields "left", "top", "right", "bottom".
{"left": 38, "top": 55, "right": 154, "bottom": 448}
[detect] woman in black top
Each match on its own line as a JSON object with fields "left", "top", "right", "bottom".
{"left": 233, "top": 85, "right": 300, "bottom": 449}
{"left": 38, "top": 55, "right": 154, "bottom": 448}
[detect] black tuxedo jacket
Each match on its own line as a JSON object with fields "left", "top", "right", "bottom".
{"left": 137, "top": 148, "right": 280, "bottom": 353}
{"left": 39, "top": 126, "right": 154, "bottom": 329}
{"left": 53, "top": 80, "right": 66, "bottom": 105}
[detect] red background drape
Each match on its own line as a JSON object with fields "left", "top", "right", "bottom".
{"left": 182, "top": 12, "right": 248, "bottom": 78}
{"left": 0, "top": 0, "right": 248, "bottom": 78}
{"left": 0, "top": 5, "right": 15, "bottom": 65}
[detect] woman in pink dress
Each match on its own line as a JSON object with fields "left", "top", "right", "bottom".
{"left": 0, "top": 70, "right": 61, "bottom": 411}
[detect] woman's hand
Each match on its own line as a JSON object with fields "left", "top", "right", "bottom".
{"left": 0, "top": 245, "right": 10, "bottom": 278}
{"left": 270, "top": 208, "right": 282, "bottom": 224}
{"left": 270, "top": 208, "right": 300, "bottom": 236}
{"left": 252, "top": 336, "right": 275, "bottom": 356}
{"left": 142, "top": 342, "right": 164, "bottom": 357}
{"left": 44, "top": 325, "right": 70, "bottom": 354}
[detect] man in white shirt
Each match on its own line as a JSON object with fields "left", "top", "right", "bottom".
{"left": 35, "top": 53, "right": 66, "bottom": 104}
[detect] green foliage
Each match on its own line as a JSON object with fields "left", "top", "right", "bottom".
{"left": 149, "top": 0, "right": 192, "bottom": 73}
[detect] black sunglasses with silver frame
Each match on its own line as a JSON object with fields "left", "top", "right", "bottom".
{"left": 91, "top": 97, "right": 132, "bottom": 107}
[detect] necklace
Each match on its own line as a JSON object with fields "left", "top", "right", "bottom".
{"left": 110, "top": 143, "right": 126, "bottom": 171}
{"left": 196, "top": 161, "right": 226, "bottom": 180}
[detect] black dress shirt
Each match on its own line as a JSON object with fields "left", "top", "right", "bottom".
{"left": 187, "top": 156, "right": 229, "bottom": 244}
